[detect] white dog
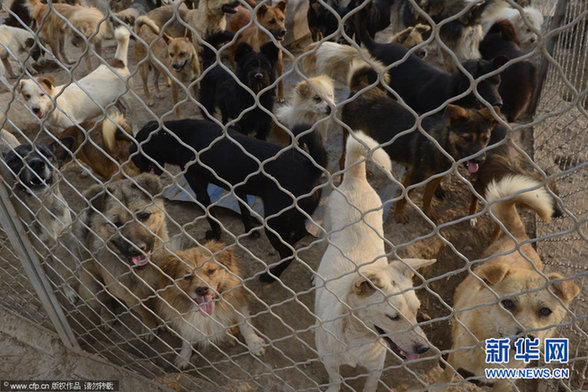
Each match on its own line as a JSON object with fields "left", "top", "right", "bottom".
{"left": 0, "top": 25, "right": 44, "bottom": 80}
{"left": 314, "top": 131, "right": 436, "bottom": 392}
{"left": 481, "top": 1, "right": 544, "bottom": 50}
{"left": 275, "top": 75, "right": 335, "bottom": 140}
{"left": 18, "top": 26, "right": 132, "bottom": 132}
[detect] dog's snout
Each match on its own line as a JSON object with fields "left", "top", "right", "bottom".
{"left": 279, "top": 29, "right": 286, "bottom": 36}
{"left": 254, "top": 72, "right": 264, "bottom": 80}
{"left": 415, "top": 49, "right": 426, "bottom": 58}
{"left": 413, "top": 343, "right": 429, "bottom": 355}
{"left": 325, "top": 106, "right": 332, "bottom": 115}
{"left": 195, "top": 286, "right": 209, "bottom": 296}
{"left": 32, "top": 107, "right": 40, "bottom": 114}
{"left": 530, "top": 37, "right": 536, "bottom": 43}
{"left": 29, "top": 158, "right": 45, "bottom": 172}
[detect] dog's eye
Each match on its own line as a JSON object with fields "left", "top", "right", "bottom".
{"left": 136, "top": 212, "right": 151, "bottom": 222}
{"left": 179, "top": 52, "right": 185, "bottom": 57}
{"left": 313, "top": 95, "right": 322, "bottom": 103}
{"left": 39, "top": 93, "right": 45, "bottom": 97}
{"left": 527, "top": 28, "right": 531, "bottom": 33}
{"left": 269, "top": 19, "right": 276, "bottom": 24}
{"left": 169, "top": 53, "right": 173, "bottom": 57}
{"left": 538, "top": 307, "right": 552, "bottom": 317}
{"left": 206, "top": 268, "right": 216, "bottom": 276}
{"left": 24, "top": 94, "right": 31, "bottom": 100}
{"left": 501, "top": 299, "right": 516, "bottom": 311}
{"left": 112, "top": 218, "right": 123, "bottom": 228}
{"left": 387, "top": 314, "right": 401, "bottom": 321}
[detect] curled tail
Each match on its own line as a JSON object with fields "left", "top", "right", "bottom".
{"left": 135, "top": 15, "right": 160, "bottom": 35}
{"left": 343, "top": 131, "right": 391, "bottom": 183}
{"left": 102, "top": 113, "right": 133, "bottom": 156}
{"left": 113, "top": 25, "right": 131, "bottom": 68}
{"left": 485, "top": 174, "right": 555, "bottom": 239}
{"left": 201, "top": 31, "right": 235, "bottom": 68}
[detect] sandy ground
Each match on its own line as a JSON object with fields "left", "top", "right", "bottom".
{"left": 0, "top": 20, "right": 585, "bottom": 392}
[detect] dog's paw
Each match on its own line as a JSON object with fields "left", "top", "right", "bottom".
{"left": 146, "top": 100, "right": 155, "bottom": 107}
{"left": 248, "top": 335, "right": 265, "bottom": 356}
{"left": 155, "top": 93, "right": 166, "bottom": 99}
{"left": 469, "top": 217, "right": 478, "bottom": 227}
{"left": 175, "top": 356, "right": 191, "bottom": 370}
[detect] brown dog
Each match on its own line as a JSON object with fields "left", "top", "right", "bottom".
{"left": 134, "top": 16, "right": 201, "bottom": 118}
{"left": 434, "top": 175, "right": 579, "bottom": 392}
{"left": 60, "top": 113, "right": 140, "bottom": 181}
{"left": 230, "top": 0, "right": 288, "bottom": 101}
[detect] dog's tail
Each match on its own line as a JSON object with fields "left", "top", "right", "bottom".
{"left": 201, "top": 31, "right": 235, "bottom": 69}
{"left": 348, "top": 61, "right": 389, "bottom": 93}
{"left": 102, "top": 113, "right": 133, "bottom": 156}
{"left": 135, "top": 15, "right": 160, "bottom": 36}
{"left": 485, "top": 174, "right": 555, "bottom": 240}
{"left": 352, "top": 1, "right": 375, "bottom": 50}
{"left": 112, "top": 25, "right": 131, "bottom": 68}
{"left": 70, "top": 7, "right": 109, "bottom": 42}
{"left": 343, "top": 131, "right": 391, "bottom": 184}
{"left": 291, "top": 123, "right": 328, "bottom": 170}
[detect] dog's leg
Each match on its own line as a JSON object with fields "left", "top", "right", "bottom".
{"left": 468, "top": 193, "right": 479, "bottom": 227}
{"left": 235, "top": 189, "right": 261, "bottom": 238}
{"left": 259, "top": 221, "right": 306, "bottom": 283}
{"left": 236, "top": 307, "right": 265, "bottom": 356}
{"left": 138, "top": 62, "right": 153, "bottom": 106}
{"left": 153, "top": 68, "right": 165, "bottom": 99}
{"left": 323, "top": 358, "right": 344, "bottom": 392}
{"left": 57, "top": 35, "right": 73, "bottom": 66}
{"left": 394, "top": 168, "right": 417, "bottom": 224}
{"left": 175, "top": 339, "right": 193, "bottom": 369}
{"left": 171, "top": 82, "right": 182, "bottom": 119}
{"left": 422, "top": 176, "right": 442, "bottom": 222}
{"left": 2, "top": 58, "right": 16, "bottom": 78}
{"left": 363, "top": 352, "right": 385, "bottom": 392}
{"left": 277, "top": 49, "right": 285, "bottom": 102}
{"left": 429, "top": 365, "right": 454, "bottom": 392}
{"left": 192, "top": 179, "right": 222, "bottom": 240}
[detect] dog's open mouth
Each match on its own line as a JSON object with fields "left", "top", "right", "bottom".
{"left": 195, "top": 293, "right": 218, "bottom": 317}
{"left": 130, "top": 251, "right": 151, "bottom": 267}
{"left": 172, "top": 61, "right": 187, "bottom": 72}
{"left": 34, "top": 111, "right": 45, "bottom": 119}
{"left": 374, "top": 326, "right": 420, "bottom": 361}
{"left": 274, "top": 32, "right": 286, "bottom": 41}
{"left": 222, "top": 1, "right": 239, "bottom": 14}
{"left": 465, "top": 161, "right": 479, "bottom": 173}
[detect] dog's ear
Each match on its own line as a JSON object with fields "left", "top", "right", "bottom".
{"left": 235, "top": 42, "right": 253, "bottom": 63}
{"left": 185, "top": 29, "right": 193, "bottom": 43}
{"left": 353, "top": 273, "right": 384, "bottom": 297}
{"left": 48, "top": 137, "right": 75, "bottom": 166}
{"left": 162, "top": 33, "right": 172, "bottom": 46}
{"left": 478, "top": 106, "right": 501, "bottom": 125}
{"left": 260, "top": 42, "right": 279, "bottom": 64}
{"left": 276, "top": 0, "right": 288, "bottom": 12}
{"left": 396, "top": 258, "right": 437, "bottom": 278}
{"left": 84, "top": 183, "right": 107, "bottom": 212}
{"left": 547, "top": 273, "right": 580, "bottom": 304}
{"left": 16, "top": 80, "right": 26, "bottom": 94}
{"left": 133, "top": 172, "right": 162, "bottom": 196}
{"left": 476, "top": 263, "right": 510, "bottom": 286}
{"left": 414, "top": 23, "right": 430, "bottom": 34}
{"left": 158, "top": 253, "right": 183, "bottom": 279}
{"left": 203, "top": 240, "right": 234, "bottom": 269}
{"left": 444, "top": 104, "right": 469, "bottom": 123}
{"left": 257, "top": 4, "right": 269, "bottom": 17}
{"left": 24, "top": 37, "right": 35, "bottom": 49}
{"left": 492, "top": 55, "right": 508, "bottom": 69}
{"left": 295, "top": 81, "right": 312, "bottom": 98}
{"left": 37, "top": 76, "right": 55, "bottom": 92}
{"left": 391, "top": 27, "right": 412, "bottom": 44}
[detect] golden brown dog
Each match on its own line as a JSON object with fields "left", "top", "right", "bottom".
{"left": 434, "top": 175, "right": 579, "bottom": 392}
{"left": 230, "top": 0, "right": 288, "bottom": 101}
{"left": 75, "top": 173, "right": 169, "bottom": 338}
{"left": 134, "top": 16, "right": 201, "bottom": 118}
{"left": 60, "top": 113, "right": 140, "bottom": 181}
{"left": 156, "top": 241, "right": 265, "bottom": 369}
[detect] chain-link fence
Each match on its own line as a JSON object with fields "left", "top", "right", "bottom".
{"left": 0, "top": 0, "right": 585, "bottom": 390}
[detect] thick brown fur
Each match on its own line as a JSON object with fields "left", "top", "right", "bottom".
{"left": 60, "top": 114, "right": 140, "bottom": 181}
{"left": 134, "top": 16, "right": 201, "bottom": 118}
{"left": 230, "top": 0, "right": 288, "bottom": 101}
{"left": 75, "top": 173, "right": 169, "bottom": 338}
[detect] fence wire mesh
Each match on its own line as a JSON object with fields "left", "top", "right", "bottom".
{"left": 0, "top": 0, "right": 586, "bottom": 390}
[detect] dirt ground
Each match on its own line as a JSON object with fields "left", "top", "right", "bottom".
{"left": 0, "top": 25, "right": 585, "bottom": 392}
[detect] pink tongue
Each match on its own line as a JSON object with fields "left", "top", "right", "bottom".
{"left": 467, "top": 161, "right": 479, "bottom": 173}
{"left": 131, "top": 253, "right": 149, "bottom": 266}
{"left": 197, "top": 295, "right": 215, "bottom": 317}
{"left": 405, "top": 352, "right": 420, "bottom": 361}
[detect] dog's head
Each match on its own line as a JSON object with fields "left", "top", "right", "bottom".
{"left": 459, "top": 57, "right": 506, "bottom": 109}
{"left": 18, "top": 76, "right": 56, "bottom": 120}
{"left": 516, "top": 6, "right": 544, "bottom": 49}
{"left": 81, "top": 173, "right": 167, "bottom": 268}
{"left": 347, "top": 258, "right": 437, "bottom": 361}
{"left": 445, "top": 104, "right": 500, "bottom": 173}
{"left": 130, "top": 121, "right": 169, "bottom": 175}
{"left": 465, "top": 262, "right": 579, "bottom": 344}
{"left": 204, "top": 0, "right": 239, "bottom": 15}
{"left": 235, "top": 42, "right": 279, "bottom": 93}
{"left": 163, "top": 31, "right": 196, "bottom": 73}
{"left": 159, "top": 241, "right": 241, "bottom": 317}
{"left": 256, "top": 0, "right": 288, "bottom": 41}
{"left": 390, "top": 24, "right": 430, "bottom": 58}
{"left": 293, "top": 75, "right": 335, "bottom": 117}
{"left": 2, "top": 138, "right": 74, "bottom": 195}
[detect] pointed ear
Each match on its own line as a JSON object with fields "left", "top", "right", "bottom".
{"left": 235, "top": 42, "right": 253, "bottom": 63}
{"left": 478, "top": 106, "right": 500, "bottom": 125}
{"left": 295, "top": 81, "right": 312, "bottom": 98}
{"left": 415, "top": 23, "right": 430, "bottom": 34}
{"left": 476, "top": 263, "right": 510, "bottom": 286}
{"left": 353, "top": 273, "right": 384, "bottom": 297}
{"left": 276, "top": 0, "right": 288, "bottom": 12}
{"left": 162, "top": 33, "right": 172, "bottom": 45}
{"left": 260, "top": 41, "right": 279, "bottom": 64}
{"left": 84, "top": 183, "right": 107, "bottom": 212}
{"left": 392, "top": 27, "right": 412, "bottom": 43}
{"left": 547, "top": 273, "right": 580, "bottom": 304}
{"left": 132, "top": 172, "right": 162, "bottom": 196}
{"left": 205, "top": 240, "right": 234, "bottom": 269}
{"left": 396, "top": 258, "right": 437, "bottom": 278}
{"left": 17, "top": 80, "right": 26, "bottom": 93}
{"left": 185, "top": 29, "right": 193, "bottom": 43}
{"left": 445, "top": 104, "right": 469, "bottom": 123}
{"left": 257, "top": 4, "right": 269, "bottom": 17}
{"left": 48, "top": 137, "right": 74, "bottom": 166}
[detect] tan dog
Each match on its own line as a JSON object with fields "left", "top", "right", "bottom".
{"left": 156, "top": 241, "right": 265, "bottom": 369}
{"left": 75, "top": 173, "right": 169, "bottom": 338}
{"left": 231, "top": 0, "right": 288, "bottom": 101}
{"left": 434, "top": 175, "right": 579, "bottom": 392}
{"left": 60, "top": 113, "right": 140, "bottom": 181}
{"left": 134, "top": 16, "right": 201, "bottom": 118}
{"left": 389, "top": 23, "right": 430, "bottom": 58}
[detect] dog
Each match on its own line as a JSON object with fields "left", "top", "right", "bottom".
{"left": 306, "top": 0, "right": 352, "bottom": 43}
{"left": 0, "top": 25, "right": 44, "bottom": 79}
{"left": 480, "top": 0, "right": 544, "bottom": 51}
{"left": 134, "top": 16, "right": 201, "bottom": 118}
{"left": 130, "top": 120, "right": 327, "bottom": 282}
{"left": 200, "top": 32, "right": 278, "bottom": 140}
{"left": 433, "top": 175, "right": 579, "bottom": 392}
{"left": 230, "top": 0, "right": 288, "bottom": 102}
{"left": 480, "top": 20, "right": 537, "bottom": 122}
{"left": 114, "top": 0, "right": 161, "bottom": 26}
{"left": 156, "top": 241, "right": 265, "bottom": 369}
{"left": 342, "top": 65, "right": 500, "bottom": 223}
{"left": 315, "top": 131, "right": 436, "bottom": 392}
{"left": 18, "top": 26, "right": 132, "bottom": 132}
{"left": 274, "top": 75, "right": 334, "bottom": 142}
{"left": 388, "top": 23, "right": 430, "bottom": 57}
{"left": 355, "top": 13, "right": 505, "bottom": 114}
{"left": 75, "top": 173, "right": 169, "bottom": 337}
{"left": 60, "top": 113, "right": 140, "bottom": 181}
{"left": 226, "top": 0, "right": 258, "bottom": 34}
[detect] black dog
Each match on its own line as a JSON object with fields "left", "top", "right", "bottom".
{"left": 199, "top": 32, "right": 278, "bottom": 140}
{"left": 354, "top": 10, "right": 505, "bottom": 114}
{"left": 130, "top": 119, "right": 327, "bottom": 282}
{"left": 480, "top": 20, "right": 537, "bottom": 122}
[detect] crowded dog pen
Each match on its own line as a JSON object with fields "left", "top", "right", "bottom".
{"left": 0, "top": 0, "right": 586, "bottom": 390}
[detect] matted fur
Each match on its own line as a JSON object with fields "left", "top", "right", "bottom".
{"left": 434, "top": 175, "right": 579, "bottom": 392}
{"left": 156, "top": 241, "right": 265, "bottom": 369}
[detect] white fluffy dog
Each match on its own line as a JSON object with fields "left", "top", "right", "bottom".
{"left": 482, "top": 1, "right": 544, "bottom": 50}
{"left": 275, "top": 75, "right": 335, "bottom": 140}
{"left": 314, "top": 131, "right": 436, "bottom": 392}
{"left": 18, "top": 26, "right": 132, "bottom": 132}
